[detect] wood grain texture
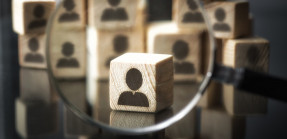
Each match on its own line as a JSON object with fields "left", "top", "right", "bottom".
{"left": 15, "top": 98, "right": 58, "bottom": 138}
{"left": 110, "top": 53, "right": 173, "bottom": 113}
{"left": 20, "top": 68, "right": 58, "bottom": 104}
{"left": 18, "top": 34, "right": 47, "bottom": 69}
{"left": 87, "top": 26, "right": 145, "bottom": 80}
{"left": 88, "top": 0, "right": 147, "bottom": 30}
{"left": 200, "top": 108, "right": 246, "bottom": 139}
{"left": 205, "top": 1, "right": 250, "bottom": 39}
{"left": 49, "top": 29, "right": 86, "bottom": 79}
{"left": 12, "top": 0, "right": 55, "bottom": 35}
{"left": 222, "top": 37, "right": 269, "bottom": 115}
{"left": 54, "top": 0, "right": 86, "bottom": 30}
{"left": 147, "top": 22, "right": 204, "bottom": 82}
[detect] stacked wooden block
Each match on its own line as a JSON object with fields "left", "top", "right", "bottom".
{"left": 12, "top": 0, "right": 58, "bottom": 137}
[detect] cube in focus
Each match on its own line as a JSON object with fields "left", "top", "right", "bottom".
{"left": 110, "top": 53, "right": 173, "bottom": 113}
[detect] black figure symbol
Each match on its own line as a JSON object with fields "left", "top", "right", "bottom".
{"left": 172, "top": 40, "right": 195, "bottom": 74}
{"left": 24, "top": 37, "right": 44, "bottom": 63}
{"left": 118, "top": 68, "right": 149, "bottom": 107}
{"left": 58, "top": 0, "right": 80, "bottom": 22}
{"left": 182, "top": 0, "right": 204, "bottom": 23}
{"left": 28, "top": 4, "right": 47, "bottom": 29}
{"left": 213, "top": 8, "right": 231, "bottom": 32}
{"left": 101, "top": 0, "right": 128, "bottom": 21}
{"left": 105, "top": 35, "right": 129, "bottom": 68}
{"left": 56, "top": 42, "right": 79, "bottom": 68}
{"left": 247, "top": 46, "right": 260, "bottom": 65}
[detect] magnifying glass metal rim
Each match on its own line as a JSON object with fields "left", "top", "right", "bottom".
{"left": 46, "top": 0, "right": 217, "bottom": 135}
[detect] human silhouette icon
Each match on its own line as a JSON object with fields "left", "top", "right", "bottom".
{"left": 105, "top": 35, "right": 128, "bottom": 68}
{"left": 58, "top": 0, "right": 80, "bottom": 22}
{"left": 247, "top": 46, "right": 260, "bottom": 65}
{"left": 101, "top": 0, "right": 128, "bottom": 21}
{"left": 56, "top": 42, "right": 79, "bottom": 68}
{"left": 182, "top": 0, "right": 203, "bottom": 23}
{"left": 172, "top": 40, "right": 195, "bottom": 74}
{"left": 213, "top": 8, "right": 231, "bottom": 32}
{"left": 24, "top": 37, "right": 44, "bottom": 63}
{"left": 28, "top": 4, "right": 47, "bottom": 29}
{"left": 118, "top": 68, "right": 149, "bottom": 107}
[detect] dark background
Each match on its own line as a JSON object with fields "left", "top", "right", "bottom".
{"left": 1, "top": 0, "right": 287, "bottom": 138}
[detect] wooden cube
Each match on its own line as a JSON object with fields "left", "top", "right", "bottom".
{"left": 222, "top": 37, "right": 269, "bottom": 115}
{"left": 15, "top": 99, "right": 58, "bottom": 138}
{"left": 88, "top": 0, "right": 147, "bottom": 30}
{"left": 18, "top": 34, "right": 47, "bottom": 69}
{"left": 205, "top": 1, "right": 250, "bottom": 39}
{"left": 173, "top": 0, "right": 206, "bottom": 29}
{"left": 87, "top": 27, "right": 145, "bottom": 80}
{"left": 49, "top": 29, "right": 86, "bottom": 79}
{"left": 200, "top": 108, "right": 246, "bottom": 139}
{"left": 110, "top": 53, "right": 173, "bottom": 113}
{"left": 20, "top": 68, "right": 57, "bottom": 104}
{"left": 12, "top": 0, "right": 55, "bottom": 35}
{"left": 147, "top": 22, "right": 204, "bottom": 82}
{"left": 54, "top": 0, "right": 86, "bottom": 30}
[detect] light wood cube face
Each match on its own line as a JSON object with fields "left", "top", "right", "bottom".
{"left": 173, "top": 0, "right": 206, "bottom": 28}
{"left": 18, "top": 34, "right": 47, "bottom": 69}
{"left": 20, "top": 68, "right": 57, "bottom": 104}
{"left": 94, "top": 29, "right": 145, "bottom": 80}
{"left": 49, "top": 30, "right": 86, "bottom": 79}
{"left": 110, "top": 53, "right": 173, "bottom": 113}
{"left": 13, "top": 0, "right": 55, "bottom": 34}
{"left": 89, "top": 0, "right": 146, "bottom": 30}
{"left": 54, "top": 0, "right": 86, "bottom": 29}
{"left": 205, "top": 1, "right": 249, "bottom": 39}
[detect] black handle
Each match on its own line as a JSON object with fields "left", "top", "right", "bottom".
{"left": 212, "top": 64, "right": 287, "bottom": 102}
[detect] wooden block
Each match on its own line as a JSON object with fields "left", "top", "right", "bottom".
{"left": 173, "top": 0, "right": 206, "bottom": 29}
{"left": 87, "top": 26, "right": 145, "bottom": 80}
{"left": 20, "top": 68, "right": 57, "bottom": 104}
{"left": 49, "top": 29, "right": 86, "bottom": 79}
{"left": 88, "top": 0, "right": 147, "bottom": 30}
{"left": 222, "top": 37, "right": 269, "bottom": 115}
{"left": 15, "top": 98, "right": 58, "bottom": 138}
{"left": 18, "top": 34, "right": 47, "bottom": 69}
{"left": 200, "top": 108, "right": 246, "bottom": 139}
{"left": 110, "top": 53, "right": 173, "bottom": 113}
{"left": 205, "top": 1, "right": 250, "bottom": 39}
{"left": 12, "top": 0, "right": 55, "bottom": 35}
{"left": 54, "top": 0, "right": 86, "bottom": 29}
{"left": 198, "top": 81, "right": 222, "bottom": 108}
{"left": 147, "top": 22, "right": 204, "bottom": 82}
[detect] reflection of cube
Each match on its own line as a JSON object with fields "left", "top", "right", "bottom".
{"left": 15, "top": 99, "right": 58, "bottom": 138}
{"left": 223, "top": 37, "right": 269, "bottom": 115}
{"left": 88, "top": 0, "right": 146, "bottom": 30}
{"left": 12, "top": 0, "right": 55, "bottom": 34}
{"left": 147, "top": 22, "right": 204, "bottom": 81}
{"left": 110, "top": 53, "right": 173, "bottom": 113}
{"left": 205, "top": 1, "right": 250, "bottom": 39}
{"left": 49, "top": 30, "right": 86, "bottom": 79}
{"left": 19, "top": 34, "right": 47, "bottom": 69}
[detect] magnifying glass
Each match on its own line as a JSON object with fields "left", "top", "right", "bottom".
{"left": 46, "top": 0, "right": 287, "bottom": 135}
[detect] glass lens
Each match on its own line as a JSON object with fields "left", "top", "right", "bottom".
{"left": 46, "top": 0, "right": 215, "bottom": 134}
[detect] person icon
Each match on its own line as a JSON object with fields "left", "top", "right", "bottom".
{"left": 118, "top": 68, "right": 149, "bottom": 107}
{"left": 56, "top": 42, "right": 80, "bottom": 68}
{"left": 28, "top": 4, "right": 47, "bottom": 29}
{"left": 247, "top": 46, "right": 260, "bottom": 65}
{"left": 101, "top": 0, "right": 128, "bottom": 21}
{"left": 182, "top": 0, "right": 204, "bottom": 23}
{"left": 213, "top": 8, "right": 231, "bottom": 32}
{"left": 172, "top": 40, "right": 195, "bottom": 74}
{"left": 105, "top": 35, "right": 129, "bottom": 68}
{"left": 58, "top": 0, "right": 80, "bottom": 22}
{"left": 24, "top": 37, "right": 44, "bottom": 63}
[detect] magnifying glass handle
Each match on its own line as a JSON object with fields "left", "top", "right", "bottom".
{"left": 212, "top": 63, "right": 287, "bottom": 102}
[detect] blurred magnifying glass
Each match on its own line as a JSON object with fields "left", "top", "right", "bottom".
{"left": 46, "top": 0, "right": 287, "bottom": 135}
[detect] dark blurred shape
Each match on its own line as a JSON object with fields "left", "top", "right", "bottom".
{"left": 148, "top": 0, "right": 172, "bottom": 21}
